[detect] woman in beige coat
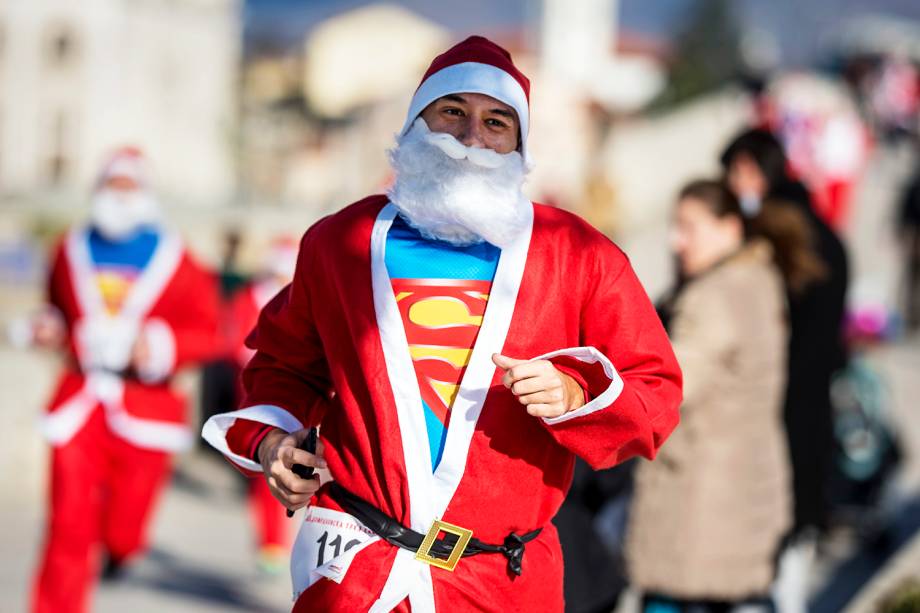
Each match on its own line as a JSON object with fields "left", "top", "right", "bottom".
{"left": 627, "top": 180, "right": 822, "bottom": 613}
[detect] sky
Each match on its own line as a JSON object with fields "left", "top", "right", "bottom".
{"left": 244, "top": 0, "right": 920, "bottom": 65}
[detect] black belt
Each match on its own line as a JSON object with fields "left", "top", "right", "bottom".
{"left": 327, "top": 482, "right": 541, "bottom": 576}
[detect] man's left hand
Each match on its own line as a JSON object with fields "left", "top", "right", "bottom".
{"left": 131, "top": 334, "right": 151, "bottom": 373}
{"left": 492, "top": 353, "right": 586, "bottom": 419}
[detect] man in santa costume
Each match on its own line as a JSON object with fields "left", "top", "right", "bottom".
{"left": 203, "top": 36, "right": 682, "bottom": 612}
{"left": 30, "top": 147, "right": 219, "bottom": 613}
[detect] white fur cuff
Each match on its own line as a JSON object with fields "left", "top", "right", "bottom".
{"left": 201, "top": 405, "right": 305, "bottom": 472}
{"left": 531, "top": 346, "right": 625, "bottom": 425}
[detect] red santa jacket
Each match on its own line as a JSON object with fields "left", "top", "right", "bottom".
{"left": 222, "top": 280, "right": 284, "bottom": 369}
{"left": 42, "top": 226, "right": 219, "bottom": 453}
{"left": 203, "top": 196, "right": 681, "bottom": 612}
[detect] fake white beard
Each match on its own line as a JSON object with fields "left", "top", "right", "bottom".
{"left": 387, "top": 118, "right": 530, "bottom": 248}
{"left": 90, "top": 189, "right": 160, "bottom": 241}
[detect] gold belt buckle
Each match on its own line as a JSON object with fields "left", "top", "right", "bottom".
{"left": 414, "top": 519, "right": 473, "bottom": 572}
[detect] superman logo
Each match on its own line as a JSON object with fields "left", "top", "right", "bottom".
{"left": 391, "top": 278, "right": 492, "bottom": 426}
{"left": 95, "top": 268, "right": 139, "bottom": 314}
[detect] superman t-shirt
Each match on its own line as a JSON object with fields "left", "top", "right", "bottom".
{"left": 87, "top": 227, "right": 159, "bottom": 314}
{"left": 385, "top": 215, "right": 499, "bottom": 470}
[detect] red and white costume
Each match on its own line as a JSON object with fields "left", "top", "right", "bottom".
{"left": 224, "top": 279, "right": 285, "bottom": 368}
{"left": 39, "top": 229, "right": 217, "bottom": 451}
{"left": 205, "top": 197, "right": 681, "bottom": 612}
{"left": 203, "top": 37, "right": 681, "bottom": 612}
{"left": 32, "top": 151, "right": 219, "bottom": 613}
{"left": 223, "top": 276, "right": 293, "bottom": 553}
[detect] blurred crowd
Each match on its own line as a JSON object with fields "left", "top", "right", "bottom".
{"left": 6, "top": 18, "right": 920, "bottom": 613}
{"left": 557, "top": 51, "right": 920, "bottom": 613}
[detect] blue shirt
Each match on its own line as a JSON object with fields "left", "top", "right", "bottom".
{"left": 87, "top": 227, "right": 159, "bottom": 313}
{"left": 385, "top": 216, "right": 500, "bottom": 470}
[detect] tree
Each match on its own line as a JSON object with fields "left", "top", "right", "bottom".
{"left": 654, "top": 0, "right": 743, "bottom": 108}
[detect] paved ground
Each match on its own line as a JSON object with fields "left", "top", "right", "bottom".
{"left": 0, "top": 435, "right": 295, "bottom": 612}
{"left": 843, "top": 527, "right": 920, "bottom": 613}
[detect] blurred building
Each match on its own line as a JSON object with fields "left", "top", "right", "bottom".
{"left": 0, "top": 0, "right": 240, "bottom": 207}
{"left": 239, "top": 3, "right": 449, "bottom": 211}
{"left": 239, "top": 0, "right": 672, "bottom": 221}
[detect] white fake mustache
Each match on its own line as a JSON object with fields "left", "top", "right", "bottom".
{"left": 422, "top": 125, "right": 509, "bottom": 169}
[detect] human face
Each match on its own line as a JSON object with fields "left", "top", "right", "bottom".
{"left": 103, "top": 174, "right": 141, "bottom": 193}
{"left": 419, "top": 93, "right": 519, "bottom": 154}
{"left": 91, "top": 175, "right": 157, "bottom": 240}
{"left": 726, "top": 152, "right": 767, "bottom": 200}
{"left": 670, "top": 196, "right": 744, "bottom": 277}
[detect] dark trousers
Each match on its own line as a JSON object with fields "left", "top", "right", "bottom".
{"left": 906, "top": 231, "right": 920, "bottom": 331}
{"left": 642, "top": 594, "right": 775, "bottom": 613}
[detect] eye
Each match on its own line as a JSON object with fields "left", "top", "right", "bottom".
{"left": 486, "top": 117, "right": 509, "bottom": 129}
{"left": 442, "top": 106, "right": 464, "bottom": 117}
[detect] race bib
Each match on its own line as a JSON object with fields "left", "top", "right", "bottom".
{"left": 290, "top": 506, "right": 380, "bottom": 599}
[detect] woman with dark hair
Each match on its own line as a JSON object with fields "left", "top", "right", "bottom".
{"left": 900, "top": 161, "right": 920, "bottom": 332}
{"left": 626, "top": 180, "right": 818, "bottom": 613}
{"left": 721, "top": 128, "right": 849, "bottom": 613}
{"left": 720, "top": 130, "right": 790, "bottom": 206}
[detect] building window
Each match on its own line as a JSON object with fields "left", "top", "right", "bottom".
{"left": 47, "top": 112, "right": 69, "bottom": 185}
{"left": 46, "top": 23, "right": 78, "bottom": 67}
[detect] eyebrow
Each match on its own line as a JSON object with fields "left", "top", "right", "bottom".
{"left": 440, "top": 94, "right": 516, "bottom": 121}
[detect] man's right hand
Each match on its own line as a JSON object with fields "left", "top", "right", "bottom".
{"left": 257, "top": 428, "right": 326, "bottom": 513}
{"left": 32, "top": 309, "right": 66, "bottom": 349}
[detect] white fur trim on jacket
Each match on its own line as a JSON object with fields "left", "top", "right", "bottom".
{"left": 366, "top": 202, "right": 532, "bottom": 613}
{"left": 106, "top": 402, "right": 193, "bottom": 452}
{"left": 38, "top": 385, "right": 98, "bottom": 445}
{"left": 39, "top": 372, "right": 193, "bottom": 452}
{"left": 201, "top": 405, "right": 305, "bottom": 473}
{"left": 531, "top": 346, "right": 625, "bottom": 425}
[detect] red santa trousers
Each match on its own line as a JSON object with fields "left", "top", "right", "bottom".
{"left": 32, "top": 406, "right": 170, "bottom": 613}
{"left": 249, "top": 475, "right": 289, "bottom": 550}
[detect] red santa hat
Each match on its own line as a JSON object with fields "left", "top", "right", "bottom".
{"left": 96, "top": 146, "right": 150, "bottom": 190}
{"left": 400, "top": 35, "right": 531, "bottom": 162}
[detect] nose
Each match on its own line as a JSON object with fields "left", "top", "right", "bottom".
{"left": 458, "top": 117, "right": 486, "bottom": 148}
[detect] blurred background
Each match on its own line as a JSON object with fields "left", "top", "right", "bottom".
{"left": 2, "top": 0, "right": 920, "bottom": 611}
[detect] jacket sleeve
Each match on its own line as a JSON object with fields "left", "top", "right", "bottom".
{"left": 666, "top": 284, "right": 735, "bottom": 409}
{"left": 47, "top": 241, "right": 67, "bottom": 314}
{"left": 136, "top": 253, "right": 220, "bottom": 383}
{"left": 170, "top": 256, "right": 221, "bottom": 368}
{"left": 201, "top": 228, "right": 332, "bottom": 473}
{"left": 45, "top": 240, "right": 76, "bottom": 355}
{"left": 534, "top": 242, "right": 683, "bottom": 470}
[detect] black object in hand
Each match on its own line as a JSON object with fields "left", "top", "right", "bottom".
{"left": 287, "top": 427, "right": 318, "bottom": 518}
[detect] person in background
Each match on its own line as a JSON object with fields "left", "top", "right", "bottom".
{"left": 867, "top": 54, "right": 920, "bottom": 142}
{"left": 554, "top": 459, "right": 634, "bottom": 613}
{"left": 721, "top": 129, "right": 848, "bottom": 613}
{"left": 628, "top": 179, "right": 817, "bottom": 613}
{"left": 221, "top": 237, "right": 299, "bottom": 574}
{"left": 28, "top": 147, "right": 219, "bottom": 613}
{"left": 899, "top": 159, "right": 920, "bottom": 333}
{"left": 198, "top": 227, "right": 249, "bottom": 452}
